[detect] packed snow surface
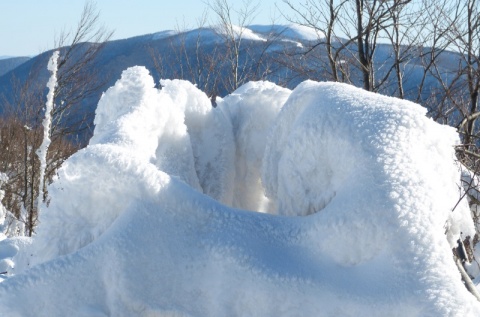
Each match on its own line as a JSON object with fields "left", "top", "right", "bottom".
{"left": 0, "top": 66, "right": 478, "bottom": 316}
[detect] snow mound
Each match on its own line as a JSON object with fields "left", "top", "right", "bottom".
{"left": 0, "top": 68, "right": 479, "bottom": 316}
{"left": 263, "top": 81, "right": 474, "bottom": 264}
{"left": 15, "top": 67, "right": 237, "bottom": 270}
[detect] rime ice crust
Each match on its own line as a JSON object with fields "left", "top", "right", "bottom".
{"left": 218, "top": 81, "right": 291, "bottom": 212}
{"left": 1, "top": 68, "right": 479, "bottom": 316}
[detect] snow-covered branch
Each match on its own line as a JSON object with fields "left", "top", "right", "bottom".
{"left": 36, "top": 51, "right": 60, "bottom": 217}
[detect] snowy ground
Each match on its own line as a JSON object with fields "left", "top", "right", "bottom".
{"left": 0, "top": 66, "right": 478, "bottom": 316}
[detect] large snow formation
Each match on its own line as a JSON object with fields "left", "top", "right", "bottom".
{"left": 0, "top": 66, "right": 478, "bottom": 316}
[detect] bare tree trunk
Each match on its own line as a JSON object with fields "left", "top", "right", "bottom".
{"left": 209, "top": 0, "right": 260, "bottom": 92}
{"left": 392, "top": 8, "right": 404, "bottom": 99}
{"left": 327, "top": 0, "right": 339, "bottom": 82}
{"left": 355, "top": 0, "right": 371, "bottom": 91}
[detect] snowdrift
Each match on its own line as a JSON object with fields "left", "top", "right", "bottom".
{"left": 0, "top": 66, "right": 479, "bottom": 316}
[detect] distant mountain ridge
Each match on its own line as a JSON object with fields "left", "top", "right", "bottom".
{"left": 0, "top": 24, "right": 459, "bottom": 143}
{"left": 0, "top": 57, "right": 31, "bottom": 77}
{"left": 0, "top": 24, "right": 321, "bottom": 140}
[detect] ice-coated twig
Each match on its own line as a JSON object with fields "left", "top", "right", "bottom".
{"left": 36, "top": 51, "right": 60, "bottom": 215}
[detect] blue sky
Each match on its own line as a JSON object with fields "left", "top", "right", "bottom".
{"left": 1, "top": 0, "right": 289, "bottom": 57}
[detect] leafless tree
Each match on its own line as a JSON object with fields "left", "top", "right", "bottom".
{"left": 282, "top": 0, "right": 418, "bottom": 93}
{"left": 447, "top": 0, "right": 480, "bottom": 153}
{"left": 209, "top": 0, "right": 257, "bottom": 91}
{"left": 208, "top": 0, "right": 279, "bottom": 93}
{"left": 0, "top": 0, "right": 112, "bottom": 236}
{"left": 149, "top": 14, "right": 222, "bottom": 98}
{"left": 282, "top": 0, "right": 349, "bottom": 83}
{"left": 412, "top": 0, "right": 456, "bottom": 110}
{"left": 52, "top": 1, "right": 113, "bottom": 140}
{"left": 150, "top": 0, "right": 276, "bottom": 98}
{"left": 378, "top": 0, "right": 426, "bottom": 99}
